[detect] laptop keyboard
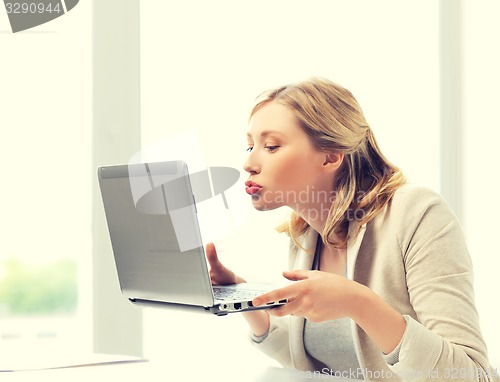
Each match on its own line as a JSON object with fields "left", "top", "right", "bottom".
{"left": 213, "top": 286, "right": 262, "bottom": 301}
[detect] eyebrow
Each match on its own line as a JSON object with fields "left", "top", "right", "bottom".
{"left": 246, "top": 130, "right": 287, "bottom": 139}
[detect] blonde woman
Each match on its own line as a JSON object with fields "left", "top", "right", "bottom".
{"left": 206, "top": 78, "right": 498, "bottom": 381}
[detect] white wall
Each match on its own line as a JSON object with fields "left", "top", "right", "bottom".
{"left": 462, "top": 0, "right": 500, "bottom": 362}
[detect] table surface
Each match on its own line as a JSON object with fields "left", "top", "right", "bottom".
{"left": 0, "top": 353, "right": 355, "bottom": 382}
{"left": 0, "top": 362, "right": 354, "bottom": 382}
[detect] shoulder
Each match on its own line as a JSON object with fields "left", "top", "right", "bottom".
{"left": 391, "top": 183, "right": 445, "bottom": 208}
{"left": 387, "top": 183, "right": 457, "bottom": 225}
{"left": 367, "top": 183, "right": 462, "bottom": 248}
{"left": 380, "top": 184, "right": 466, "bottom": 259}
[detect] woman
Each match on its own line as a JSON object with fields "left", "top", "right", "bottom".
{"left": 206, "top": 78, "right": 498, "bottom": 381}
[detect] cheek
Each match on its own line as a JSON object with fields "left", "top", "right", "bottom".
{"left": 274, "top": 153, "right": 319, "bottom": 189}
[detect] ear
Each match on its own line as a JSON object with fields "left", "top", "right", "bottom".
{"left": 322, "top": 152, "right": 344, "bottom": 173}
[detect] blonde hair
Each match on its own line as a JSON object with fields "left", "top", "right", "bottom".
{"left": 250, "top": 77, "right": 406, "bottom": 249}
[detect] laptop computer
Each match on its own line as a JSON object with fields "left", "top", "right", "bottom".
{"left": 97, "top": 160, "right": 286, "bottom": 316}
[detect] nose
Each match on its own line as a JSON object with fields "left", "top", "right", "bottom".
{"left": 243, "top": 150, "right": 260, "bottom": 175}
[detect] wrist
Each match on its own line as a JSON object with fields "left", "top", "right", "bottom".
{"left": 347, "top": 282, "right": 373, "bottom": 321}
{"left": 348, "top": 283, "right": 406, "bottom": 354}
{"left": 243, "top": 310, "right": 270, "bottom": 337}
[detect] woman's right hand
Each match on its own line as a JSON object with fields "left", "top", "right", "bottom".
{"left": 207, "top": 242, "right": 270, "bottom": 337}
{"left": 206, "top": 242, "right": 246, "bottom": 285}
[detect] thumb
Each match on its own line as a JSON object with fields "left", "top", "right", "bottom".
{"left": 206, "top": 242, "right": 222, "bottom": 269}
{"left": 283, "top": 269, "right": 311, "bottom": 281}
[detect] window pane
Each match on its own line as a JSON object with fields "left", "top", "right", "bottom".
{"left": 0, "top": 2, "right": 92, "bottom": 359}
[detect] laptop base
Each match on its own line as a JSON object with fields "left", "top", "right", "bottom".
{"left": 129, "top": 297, "right": 284, "bottom": 316}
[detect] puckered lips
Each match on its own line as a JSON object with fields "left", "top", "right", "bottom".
{"left": 245, "top": 180, "right": 262, "bottom": 195}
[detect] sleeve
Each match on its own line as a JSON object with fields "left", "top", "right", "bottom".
{"left": 382, "top": 315, "right": 410, "bottom": 366}
{"left": 388, "top": 187, "right": 498, "bottom": 381}
{"left": 247, "top": 315, "right": 293, "bottom": 368}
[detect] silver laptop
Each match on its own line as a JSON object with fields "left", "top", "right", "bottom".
{"left": 97, "top": 160, "right": 286, "bottom": 316}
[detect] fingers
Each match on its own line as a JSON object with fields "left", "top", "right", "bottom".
{"left": 252, "top": 270, "right": 312, "bottom": 306}
{"left": 252, "top": 284, "right": 296, "bottom": 307}
{"left": 282, "top": 269, "right": 311, "bottom": 281}
{"left": 252, "top": 270, "right": 316, "bottom": 309}
{"left": 268, "top": 298, "right": 301, "bottom": 318}
{"left": 206, "top": 242, "right": 223, "bottom": 283}
{"left": 206, "top": 242, "right": 239, "bottom": 285}
{"left": 205, "top": 242, "right": 221, "bottom": 268}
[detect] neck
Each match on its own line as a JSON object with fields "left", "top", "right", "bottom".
{"left": 293, "top": 203, "right": 348, "bottom": 246}
{"left": 293, "top": 202, "right": 330, "bottom": 235}
{"left": 288, "top": 183, "right": 347, "bottom": 243}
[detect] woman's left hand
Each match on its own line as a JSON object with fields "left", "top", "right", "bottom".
{"left": 252, "top": 269, "right": 365, "bottom": 322}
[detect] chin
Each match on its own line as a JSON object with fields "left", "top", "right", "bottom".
{"left": 253, "top": 204, "right": 272, "bottom": 211}
{"left": 251, "top": 197, "right": 280, "bottom": 211}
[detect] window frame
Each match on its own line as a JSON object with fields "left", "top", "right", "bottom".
{"left": 92, "top": 0, "right": 143, "bottom": 357}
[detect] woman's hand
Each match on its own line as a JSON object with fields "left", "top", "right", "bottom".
{"left": 205, "top": 242, "right": 246, "bottom": 285}
{"left": 252, "top": 269, "right": 364, "bottom": 322}
{"left": 206, "top": 242, "right": 269, "bottom": 336}
{"left": 252, "top": 269, "right": 407, "bottom": 354}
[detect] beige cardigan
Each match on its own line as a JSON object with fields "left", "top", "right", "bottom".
{"left": 251, "top": 184, "right": 498, "bottom": 381}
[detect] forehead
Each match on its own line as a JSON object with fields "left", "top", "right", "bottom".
{"left": 247, "top": 102, "right": 299, "bottom": 138}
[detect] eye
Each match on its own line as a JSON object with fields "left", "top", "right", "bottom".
{"left": 246, "top": 146, "right": 253, "bottom": 152}
{"left": 265, "top": 145, "right": 280, "bottom": 152}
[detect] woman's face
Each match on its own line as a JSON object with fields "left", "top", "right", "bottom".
{"left": 244, "top": 101, "right": 334, "bottom": 213}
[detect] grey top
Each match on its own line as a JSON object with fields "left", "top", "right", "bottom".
{"left": 302, "top": 236, "right": 362, "bottom": 378}
{"left": 303, "top": 317, "right": 362, "bottom": 378}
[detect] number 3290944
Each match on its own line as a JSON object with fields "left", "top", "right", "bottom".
{"left": 5, "top": 2, "right": 63, "bottom": 14}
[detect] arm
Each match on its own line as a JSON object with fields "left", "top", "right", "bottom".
{"left": 252, "top": 270, "right": 407, "bottom": 354}
{"left": 352, "top": 284, "right": 407, "bottom": 355}
{"left": 391, "top": 188, "right": 495, "bottom": 380}
{"left": 242, "top": 310, "right": 270, "bottom": 338}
